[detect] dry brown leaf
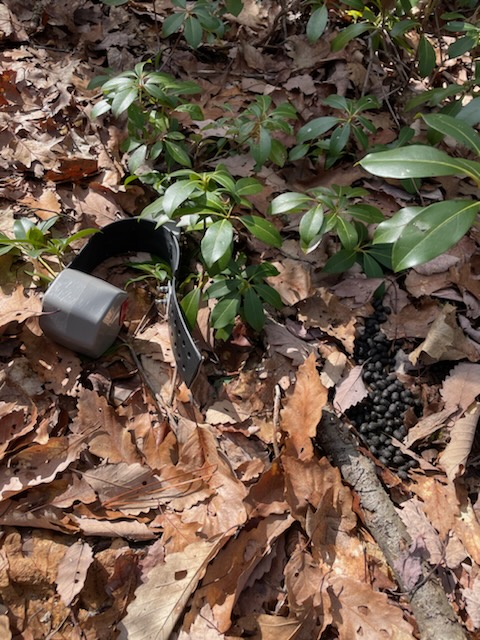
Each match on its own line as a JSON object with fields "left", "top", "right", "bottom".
{"left": 264, "top": 320, "right": 317, "bottom": 366}
{"left": 319, "top": 348, "right": 347, "bottom": 388}
{"left": 267, "top": 258, "right": 313, "bottom": 305}
{"left": 74, "top": 388, "right": 141, "bottom": 464}
{"left": 439, "top": 401, "right": 480, "bottom": 481}
{"left": 440, "top": 363, "right": 480, "bottom": 412}
{"left": 298, "top": 290, "right": 357, "bottom": 354}
{"left": 396, "top": 497, "right": 444, "bottom": 564}
{"left": 117, "top": 538, "right": 225, "bottom": 640}
{"left": 184, "top": 514, "right": 294, "bottom": 634}
{"left": 462, "top": 577, "right": 480, "bottom": 630}
{"left": 333, "top": 365, "right": 368, "bottom": 413}
{"left": 0, "top": 286, "right": 42, "bottom": 330}
{"left": 409, "top": 303, "right": 480, "bottom": 364}
{"left": 329, "top": 575, "right": 414, "bottom": 639}
{"left": 205, "top": 399, "right": 252, "bottom": 425}
{"left": 281, "top": 353, "right": 328, "bottom": 460}
{"left": 404, "top": 408, "right": 456, "bottom": 448}
{"left": 284, "top": 545, "right": 331, "bottom": 626}
{"left": 256, "top": 614, "right": 303, "bottom": 639}
{"left": 0, "top": 434, "right": 88, "bottom": 502}
{"left": 177, "top": 603, "right": 225, "bottom": 639}
{"left": 56, "top": 540, "right": 94, "bottom": 606}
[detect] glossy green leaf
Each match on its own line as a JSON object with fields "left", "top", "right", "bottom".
{"left": 422, "top": 113, "right": 480, "bottom": 156}
{"left": 201, "top": 219, "right": 234, "bottom": 268}
{"left": 184, "top": 16, "right": 203, "bottom": 48}
{"left": 331, "top": 23, "right": 372, "bottom": 52}
{"left": 111, "top": 88, "right": 138, "bottom": 117}
{"left": 243, "top": 287, "right": 264, "bottom": 332}
{"left": 360, "top": 145, "right": 480, "bottom": 182}
{"left": 206, "top": 279, "right": 239, "bottom": 299}
{"left": 210, "top": 294, "right": 240, "bottom": 329}
{"left": 162, "top": 11, "right": 186, "bottom": 37}
{"left": 365, "top": 244, "right": 392, "bottom": 270}
{"left": 448, "top": 35, "right": 476, "bottom": 58}
{"left": 163, "top": 181, "right": 198, "bottom": 216}
{"left": 240, "top": 215, "right": 282, "bottom": 247}
{"left": 322, "top": 249, "right": 357, "bottom": 273}
{"left": 180, "top": 287, "right": 201, "bottom": 331}
{"left": 253, "top": 283, "right": 283, "bottom": 309}
{"left": 328, "top": 122, "right": 350, "bottom": 157}
{"left": 347, "top": 204, "right": 384, "bottom": 223}
{"left": 373, "top": 206, "right": 423, "bottom": 244}
{"left": 269, "top": 138, "right": 287, "bottom": 167}
{"left": 336, "top": 217, "right": 358, "bottom": 249}
{"left": 297, "top": 117, "right": 338, "bottom": 143}
{"left": 392, "top": 200, "right": 480, "bottom": 271}
{"left": 235, "top": 177, "right": 263, "bottom": 196}
{"left": 164, "top": 140, "right": 192, "bottom": 167}
{"left": 270, "top": 192, "right": 311, "bottom": 214}
{"left": 307, "top": 4, "right": 328, "bottom": 43}
{"left": 418, "top": 35, "right": 436, "bottom": 77}
{"left": 128, "top": 144, "right": 148, "bottom": 173}
{"left": 299, "top": 204, "right": 324, "bottom": 246}
{"left": 362, "top": 253, "right": 384, "bottom": 278}
{"left": 225, "top": 0, "right": 243, "bottom": 16}
{"left": 91, "top": 99, "right": 111, "bottom": 119}
{"left": 251, "top": 127, "right": 271, "bottom": 167}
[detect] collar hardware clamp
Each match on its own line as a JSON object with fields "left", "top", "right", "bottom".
{"left": 39, "top": 218, "right": 202, "bottom": 387}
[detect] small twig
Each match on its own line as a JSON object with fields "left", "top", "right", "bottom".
{"left": 272, "top": 384, "right": 282, "bottom": 459}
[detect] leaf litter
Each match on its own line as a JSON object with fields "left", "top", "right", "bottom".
{"left": 0, "top": 1, "right": 479, "bottom": 639}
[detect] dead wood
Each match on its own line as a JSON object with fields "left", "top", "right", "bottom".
{"left": 316, "top": 409, "right": 467, "bottom": 640}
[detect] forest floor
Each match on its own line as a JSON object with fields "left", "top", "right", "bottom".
{"left": 0, "top": 1, "right": 480, "bottom": 639}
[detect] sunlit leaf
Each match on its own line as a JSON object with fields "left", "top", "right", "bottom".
{"left": 392, "top": 200, "right": 480, "bottom": 271}
{"left": 240, "top": 215, "right": 282, "bottom": 247}
{"left": 201, "top": 219, "right": 234, "bottom": 268}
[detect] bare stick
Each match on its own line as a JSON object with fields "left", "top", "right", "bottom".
{"left": 316, "top": 409, "right": 467, "bottom": 640}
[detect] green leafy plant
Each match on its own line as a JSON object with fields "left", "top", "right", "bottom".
{"left": 442, "top": 11, "right": 480, "bottom": 58}
{"left": 305, "top": 0, "right": 329, "bottom": 43}
{"left": 360, "top": 112, "right": 480, "bottom": 271}
{"left": 162, "top": 0, "right": 244, "bottom": 49}
{"left": 125, "top": 258, "right": 172, "bottom": 289}
{"left": 89, "top": 62, "right": 203, "bottom": 172}
{"left": 141, "top": 166, "right": 282, "bottom": 270}
{"left": 270, "top": 185, "right": 391, "bottom": 276}
{"left": 213, "top": 96, "right": 297, "bottom": 170}
{"left": 140, "top": 166, "right": 284, "bottom": 336}
{"left": 203, "top": 258, "right": 283, "bottom": 339}
{"left": 291, "top": 94, "right": 379, "bottom": 168}
{"left": 0, "top": 217, "right": 98, "bottom": 279}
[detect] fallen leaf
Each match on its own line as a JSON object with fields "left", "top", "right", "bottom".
{"left": 117, "top": 538, "right": 225, "bottom": 640}
{"left": 333, "top": 365, "right": 368, "bottom": 413}
{"left": 439, "top": 401, "right": 480, "bottom": 481}
{"left": 56, "top": 540, "right": 94, "bottom": 606}
{"left": 281, "top": 353, "right": 328, "bottom": 460}
{"left": 0, "top": 286, "right": 42, "bottom": 330}
{"left": 440, "top": 363, "right": 480, "bottom": 412}
{"left": 409, "top": 303, "right": 480, "bottom": 364}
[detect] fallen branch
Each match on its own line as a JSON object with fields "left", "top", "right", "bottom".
{"left": 316, "top": 409, "right": 467, "bottom": 640}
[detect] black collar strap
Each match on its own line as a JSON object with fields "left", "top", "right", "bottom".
{"left": 40, "top": 218, "right": 202, "bottom": 387}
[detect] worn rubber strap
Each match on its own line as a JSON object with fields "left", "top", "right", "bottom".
{"left": 69, "top": 218, "right": 202, "bottom": 387}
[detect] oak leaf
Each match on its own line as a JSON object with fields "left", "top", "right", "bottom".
{"left": 56, "top": 540, "right": 94, "bottom": 606}
{"left": 281, "top": 353, "right": 328, "bottom": 460}
{"left": 117, "top": 539, "right": 224, "bottom": 640}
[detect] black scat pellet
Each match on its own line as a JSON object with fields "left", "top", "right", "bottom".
{"left": 348, "top": 297, "right": 423, "bottom": 478}
{"left": 379, "top": 455, "right": 389, "bottom": 465}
